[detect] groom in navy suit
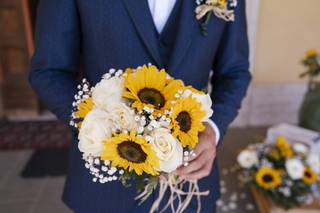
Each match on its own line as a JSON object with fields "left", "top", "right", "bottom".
{"left": 29, "top": 0, "right": 251, "bottom": 212}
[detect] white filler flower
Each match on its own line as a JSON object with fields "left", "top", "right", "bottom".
{"left": 292, "top": 143, "right": 308, "bottom": 155}
{"left": 285, "top": 158, "right": 304, "bottom": 180}
{"left": 237, "top": 150, "right": 258, "bottom": 169}
{"left": 306, "top": 154, "right": 320, "bottom": 174}
{"left": 151, "top": 128, "right": 183, "bottom": 173}
{"left": 78, "top": 109, "right": 112, "bottom": 157}
{"left": 92, "top": 76, "right": 124, "bottom": 111}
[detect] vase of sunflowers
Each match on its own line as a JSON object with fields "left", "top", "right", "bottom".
{"left": 237, "top": 136, "right": 320, "bottom": 210}
{"left": 299, "top": 49, "right": 320, "bottom": 131}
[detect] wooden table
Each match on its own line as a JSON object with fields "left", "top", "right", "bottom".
{"left": 251, "top": 187, "right": 320, "bottom": 213}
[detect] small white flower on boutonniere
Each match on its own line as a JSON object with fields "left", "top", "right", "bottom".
{"left": 195, "top": 0, "right": 237, "bottom": 35}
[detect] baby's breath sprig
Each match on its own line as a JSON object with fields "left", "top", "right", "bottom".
{"left": 83, "top": 154, "right": 122, "bottom": 184}
{"left": 183, "top": 149, "right": 196, "bottom": 167}
{"left": 103, "top": 68, "right": 124, "bottom": 80}
{"left": 70, "top": 79, "right": 93, "bottom": 128}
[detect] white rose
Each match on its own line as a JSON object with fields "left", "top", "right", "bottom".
{"left": 293, "top": 143, "right": 308, "bottom": 155}
{"left": 107, "top": 102, "right": 138, "bottom": 131}
{"left": 92, "top": 76, "right": 124, "bottom": 110}
{"left": 78, "top": 109, "right": 112, "bottom": 157}
{"left": 182, "top": 89, "right": 213, "bottom": 121}
{"left": 285, "top": 158, "right": 304, "bottom": 180}
{"left": 151, "top": 128, "right": 183, "bottom": 173}
{"left": 306, "top": 154, "right": 320, "bottom": 174}
{"left": 237, "top": 150, "right": 258, "bottom": 169}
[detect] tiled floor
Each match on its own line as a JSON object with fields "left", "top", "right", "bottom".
{"left": 0, "top": 151, "right": 72, "bottom": 213}
{"left": 0, "top": 127, "right": 267, "bottom": 213}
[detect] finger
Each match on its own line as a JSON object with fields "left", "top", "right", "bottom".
{"left": 184, "top": 148, "right": 217, "bottom": 180}
{"left": 192, "top": 137, "right": 207, "bottom": 158}
{"left": 184, "top": 159, "right": 213, "bottom": 180}
{"left": 194, "top": 130, "right": 214, "bottom": 155}
{"left": 177, "top": 152, "right": 207, "bottom": 176}
{"left": 180, "top": 139, "right": 206, "bottom": 165}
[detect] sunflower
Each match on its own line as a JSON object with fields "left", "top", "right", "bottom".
{"left": 74, "top": 97, "right": 94, "bottom": 126}
{"left": 208, "top": 0, "right": 227, "bottom": 7}
{"left": 255, "top": 167, "right": 282, "bottom": 189}
{"left": 303, "top": 167, "right": 318, "bottom": 184}
{"left": 276, "top": 136, "right": 293, "bottom": 158}
{"left": 101, "top": 130, "right": 159, "bottom": 176}
{"left": 170, "top": 96, "right": 205, "bottom": 148}
{"left": 305, "top": 49, "right": 317, "bottom": 58}
{"left": 122, "top": 65, "right": 183, "bottom": 112}
{"left": 269, "top": 148, "right": 281, "bottom": 160}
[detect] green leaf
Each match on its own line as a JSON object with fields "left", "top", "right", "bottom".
{"left": 119, "top": 170, "right": 133, "bottom": 187}
{"left": 135, "top": 174, "right": 147, "bottom": 192}
{"left": 201, "top": 87, "right": 209, "bottom": 93}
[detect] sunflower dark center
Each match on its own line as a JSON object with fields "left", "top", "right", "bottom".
{"left": 262, "top": 174, "right": 274, "bottom": 183}
{"left": 137, "top": 88, "right": 165, "bottom": 109}
{"left": 305, "top": 171, "right": 312, "bottom": 178}
{"left": 176, "top": 111, "right": 192, "bottom": 132}
{"left": 117, "top": 141, "right": 147, "bottom": 163}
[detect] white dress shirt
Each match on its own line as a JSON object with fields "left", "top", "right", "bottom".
{"left": 147, "top": 0, "right": 221, "bottom": 144}
{"left": 148, "top": 0, "right": 176, "bottom": 33}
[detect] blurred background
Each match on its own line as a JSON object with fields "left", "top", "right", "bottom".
{"left": 0, "top": 0, "right": 319, "bottom": 212}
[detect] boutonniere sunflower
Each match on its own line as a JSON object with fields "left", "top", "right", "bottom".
{"left": 195, "top": 0, "right": 237, "bottom": 35}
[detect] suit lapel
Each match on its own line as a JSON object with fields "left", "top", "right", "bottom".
{"left": 123, "top": 0, "right": 163, "bottom": 68}
{"left": 168, "top": 0, "right": 198, "bottom": 72}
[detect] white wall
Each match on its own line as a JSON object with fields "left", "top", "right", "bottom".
{"left": 233, "top": 0, "right": 320, "bottom": 127}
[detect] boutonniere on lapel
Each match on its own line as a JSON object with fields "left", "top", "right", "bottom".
{"left": 195, "top": 0, "right": 237, "bottom": 35}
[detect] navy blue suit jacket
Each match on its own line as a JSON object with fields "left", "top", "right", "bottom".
{"left": 29, "top": 0, "right": 251, "bottom": 212}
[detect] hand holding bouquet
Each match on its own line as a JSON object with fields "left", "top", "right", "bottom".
{"left": 237, "top": 136, "right": 320, "bottom": 209}
{"left": 70, "top": 64, "right": 213, "bottom": 213}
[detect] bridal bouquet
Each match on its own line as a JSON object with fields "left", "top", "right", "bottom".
{"left": 237, "top": 136, "right": 320, "bottom": 209}
{"left": 70, "top": 64, "right": 212, "bottom": 213}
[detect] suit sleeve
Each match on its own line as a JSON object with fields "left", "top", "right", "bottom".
{"left": 210, "top": 0, "right": 252, "bottom": 139}
{"left": 29, "top": 0, "right": 81, "bottom": 126}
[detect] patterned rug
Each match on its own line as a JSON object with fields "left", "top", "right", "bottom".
{"left": 0, "top": 120, "right": 71, "bottom": 150}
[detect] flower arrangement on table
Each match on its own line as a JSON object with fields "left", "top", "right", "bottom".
{"left": 70, "top": 64, "right": 213, "bottom": 213}
{"left": 237, "top": 136, "right": 320, "bottom": 209}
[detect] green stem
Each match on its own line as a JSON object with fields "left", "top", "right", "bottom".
{"left": 200, "top": 12, "right": 212, "bottom": 36}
